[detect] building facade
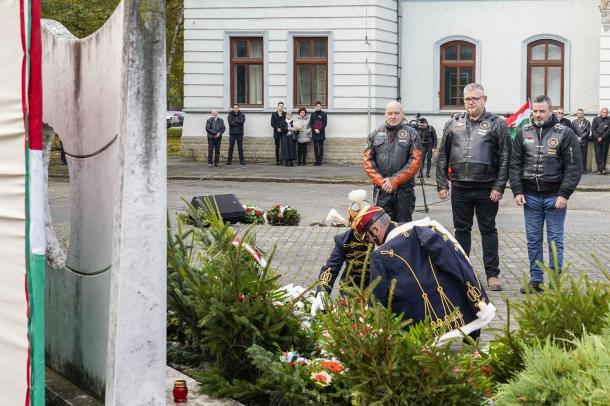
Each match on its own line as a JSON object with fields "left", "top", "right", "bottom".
{"left": 183, "top": 0, "right": 609, "bottom": 168}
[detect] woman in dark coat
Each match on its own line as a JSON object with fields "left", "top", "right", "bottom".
{"left": 280, "top": 112, "right": 297, "bottom": 166}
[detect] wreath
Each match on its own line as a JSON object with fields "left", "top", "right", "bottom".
{"left": 265, "top": 205, "right": 301, "bottom": 226}
{"left": 243, "top": 204, "right": 266, "bottom": 224}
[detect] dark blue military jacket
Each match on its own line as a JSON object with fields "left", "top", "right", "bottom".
{"left": 370, "top": 222, "right": 490, "bottom": 333}
{"left": 317, "top": 229, "right": 372, "bottom": 294}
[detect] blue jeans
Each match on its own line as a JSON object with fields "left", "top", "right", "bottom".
{"left": 523, "top": 194, "right": 567, "bottom": 283}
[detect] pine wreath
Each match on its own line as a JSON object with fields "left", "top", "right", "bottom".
{"left": 266, "top": 205, "right": 301, "bottom": 226}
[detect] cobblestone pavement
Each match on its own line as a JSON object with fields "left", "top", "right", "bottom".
{"left": 49, "top": 175, "right": 610, "bottom": 343}
{"left": 239, "top": 225, "right": 610, "bottom": 342}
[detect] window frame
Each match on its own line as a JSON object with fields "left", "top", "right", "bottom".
{"left": 230, "top": 37, "right": 264, "bottom": 108}
{"left": 526, "top": 39, "right": 564, "bottom": 108}
{"left": 293, "top": 36, "right": 328, "bottom": 109}
{"left": 439, "top": 40, "right": 476, "bottom": 110}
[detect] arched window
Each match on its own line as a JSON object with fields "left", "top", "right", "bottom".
{"left": 440, "top": 41, "right": 476, "bottom": 109}
{"left": 527, "top": 39, "right": 564, "bottom": 107}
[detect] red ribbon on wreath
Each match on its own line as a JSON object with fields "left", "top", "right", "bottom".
{"left": 231, "top": 236, "right": 267, "bottom": 267}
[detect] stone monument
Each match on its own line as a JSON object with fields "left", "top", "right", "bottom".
{"left": 42, "top": 0, "right": 167, "bottom": 403}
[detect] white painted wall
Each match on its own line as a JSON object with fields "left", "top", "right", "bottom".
{"left": 184, "top": 0, "right": 399, "bottom": 138}
{"left": 184, "top": 0, "right": 603, "bottom": 140}
{"left": 402, "top": 0, "right": 600, "bottom": 116}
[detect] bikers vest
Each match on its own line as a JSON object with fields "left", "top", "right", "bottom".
{"left": 448, "top": 115, "right": 496, "bottom": 167}
{"left": 521, "top": 123, "right": 566, "bottom": 183}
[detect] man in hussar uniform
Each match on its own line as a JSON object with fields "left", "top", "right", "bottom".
{"left": 349, "top": 201, "right": 496, "bottom": 343}
{"left": 311, "top": 190, "right": 374, "bottom": 316}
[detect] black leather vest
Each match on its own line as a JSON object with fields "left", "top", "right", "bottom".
{"left": 521, "top": 123, "right": 566, "bottom": 183}
{"left": 448, "top": 115, "right": 496, "bottom": 167}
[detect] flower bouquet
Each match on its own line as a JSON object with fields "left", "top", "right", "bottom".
{"left": 246, "top": 345, "right": 350, "bottom": 404}
{"left": 242, "top": 204, "right": 266, "bottom": 224}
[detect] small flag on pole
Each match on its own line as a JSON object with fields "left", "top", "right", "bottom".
{"left": 506, "top": 101, "right": 531, "bottom": 139}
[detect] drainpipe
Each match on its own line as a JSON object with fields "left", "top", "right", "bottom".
{"left": 365, "top": 0, "right": 372, "bottom": 131}
{"left": 396, "top": 0, "right": 402, "bottom": 102}
{"left": 367, "top": 64, "right": 372, "bottom": 131}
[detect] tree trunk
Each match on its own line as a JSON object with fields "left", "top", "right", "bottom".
{"left": 167, "top": 2, "right": 183, "bottom": 109}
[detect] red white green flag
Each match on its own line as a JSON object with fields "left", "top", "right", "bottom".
{"left": 506, "top": 100, "right": 531, "bottom": 139}
{"left": 0, "top": 0, "right": 45, "bottom": 404}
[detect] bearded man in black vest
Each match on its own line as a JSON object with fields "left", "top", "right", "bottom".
{"left": 510, "top": 95, "right": 582, "bottom": 293}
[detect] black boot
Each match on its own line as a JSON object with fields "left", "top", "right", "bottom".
{"left": 520, "top": 280, "right": 544, "bottom": 294}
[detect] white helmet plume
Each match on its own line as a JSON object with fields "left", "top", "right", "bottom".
{"left": 348, "top": 189, "right": 367, "bottom": 209}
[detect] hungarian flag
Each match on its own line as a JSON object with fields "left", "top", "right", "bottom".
{"left": 506, "top": 101, "right": 531, "bottom": 139}
{"left": 0, "top": 0, "right": 45, "bottom": 404}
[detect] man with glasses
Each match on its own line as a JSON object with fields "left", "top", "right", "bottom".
{"left": 364, "top": 100, "right": 422, "bottom": 223}
{"left": 436, "top": 83, "right": 511, "bottom": 291}
{"left": 347, "top": 203, "right": 496, "bottom": 342}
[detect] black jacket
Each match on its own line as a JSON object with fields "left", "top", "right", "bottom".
{"left": 509, "top": 115, "right": 582, "bottom": 199}
{"left": 363, "top": 123, "right": 422, "bottom": 189}
{"left": 559, "top": 117, "right": 576, "bottom": 134}
{"left": 419, "top": 126, "right": 437, "bottom": 148}
{"left": 571, "top": 118, "right": 591, "bottom": 145}
{"left": 309, "top": 110, "right": 328, "bottom": 141}
{"left": 205, "top": 117, "right": 225, "bottom": 139}
{"left": 227, "top": 111, "right": 246, "bottom": 136}
{"left": 270, "top": 111, "right": 285, "bottom": 139}
{"left": 436, "top": 110, "right": 511, "bottom": 192}
{"left": 591, "top": 116, "right": 610, "bottom": 143}
{"left": 316, "top": 230, "right": 372, "bottom": 295}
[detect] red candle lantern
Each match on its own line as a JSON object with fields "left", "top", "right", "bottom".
{"left": 173, "top": 379, "right": 188, "bottom": 403}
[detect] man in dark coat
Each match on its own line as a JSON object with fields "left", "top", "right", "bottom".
{"left": 310, "top": 190, "right": 373, "bottom": 316}
{"left": 226, "top": 104, "right": 246, "bottom": 165}
{"left": 350, "top": 204, "right": 496, "bottom": 343}
{"left": 416, "top": 117, "right": 437, "bottom": 178}
{"left": 309, "top": 101, "right": 328, "bottom": 165}
{"left": 205, "top": 109, "right": 225, "bottom": 167}
{"left": 314, "top": 229, "right": 371, "bottom": 294}
{"left": 510, "top": 95, "right": 582, "bottom": 293}
{"left": 591, "top": 107, "right": 610, "bottom": 175}
{"left": 572, "top": 108, "right": 591, "bottom": 173}
{"left": 270, "top": 102, "right": 285, "bottom": 165}
{"left": 436, "top": 83, "right": 510, "bottom": 292}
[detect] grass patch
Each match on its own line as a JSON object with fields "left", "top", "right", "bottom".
{"left": 167, "top": 127, "right": 183, "bottom": 137}
{"left": 168, "top": 127, "right": 182, "bottom": 156}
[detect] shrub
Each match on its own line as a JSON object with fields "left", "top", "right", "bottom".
{"left": 167, "top": 127, "right": 183, "bottom": 138}
{"left": 167, "top": 201, "right": 311, "bottom": 383}
{"left": 167, "top": 127, "right": 182, "bottom": 155}
{"left": 494, "top": 315, "right": 610, "bottom": 405}
{"left": 318, "top": 280, "right": 493, "bottom": 405}
{"left": 486, "top": 250, "right": 610, "bottom": 385}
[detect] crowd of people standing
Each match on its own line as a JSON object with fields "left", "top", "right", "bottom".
{"left": 204, "top": 101, "right": 328, "bottom": 167}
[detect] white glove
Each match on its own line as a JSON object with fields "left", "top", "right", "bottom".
{"left": 310, "top": 292, "right": 326, "bottom": 317}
